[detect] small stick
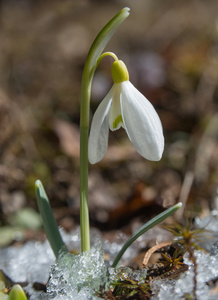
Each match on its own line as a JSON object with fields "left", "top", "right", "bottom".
{"left": 142, "top": 241, "right": 172, "bottom": 266}
{"left": 176, "top": 171, "right": 194, "bottom": 221}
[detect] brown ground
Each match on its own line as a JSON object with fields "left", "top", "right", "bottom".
{"left": 0, "top": 0, "right": 218, "bottom": 252}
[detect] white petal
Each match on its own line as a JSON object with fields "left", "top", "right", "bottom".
{"left": 109, "top": 83, "right": 125, "bottom": 131}
{"left": 121, "top": 81, "right": 164, "bottom": 161}
{"left": 88, "top": 86, "right": 114, "bottom": 164}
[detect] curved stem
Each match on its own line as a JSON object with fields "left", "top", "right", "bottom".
{"left": 80, "top": 8, "right": 130, "bottom": 252}
{"left": 97, "top": 52, "right": 118, "bottom": 67}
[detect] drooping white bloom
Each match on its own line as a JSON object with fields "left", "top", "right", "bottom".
{"left": 88, "top": 60, "right": 164, "bottom": 164}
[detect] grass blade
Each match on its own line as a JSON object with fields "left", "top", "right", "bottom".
{"left": 35, "top": 180, "right": 68, "bottom": 258}
{"left": 112, "top": 202, "right": 182, "bottom": 268}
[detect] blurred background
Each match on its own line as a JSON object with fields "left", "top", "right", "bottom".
{"left": 0, "top": 0, "right": 218, "bottom": 247}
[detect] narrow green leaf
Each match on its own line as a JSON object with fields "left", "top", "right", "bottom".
{"left": 112, "top": 202, "right": 182, "bottom": 268}
{"left": 35, "top": 180, "right": 68, "bottom": 258}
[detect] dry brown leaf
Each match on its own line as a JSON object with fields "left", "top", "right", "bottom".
{"left": 52, "top": 118, "right": 80, "bottom": 158}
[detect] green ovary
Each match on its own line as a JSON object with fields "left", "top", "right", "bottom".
{"left": 113, "top": 114, "right": 124, "bottom": 129}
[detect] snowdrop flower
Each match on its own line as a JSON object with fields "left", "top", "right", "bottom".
{"left": 88, "top": 59, "right": 164, "bottom": 164}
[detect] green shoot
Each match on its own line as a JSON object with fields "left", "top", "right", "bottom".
{"left": 112, "top": 202, "right": 182, "bottom": 268}
{"left": 35, "top": 180, "right": 68, "bottom": 258}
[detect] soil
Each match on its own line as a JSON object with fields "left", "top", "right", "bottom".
{"left": 0, "top": 0, "right": 218, "bottom": 297}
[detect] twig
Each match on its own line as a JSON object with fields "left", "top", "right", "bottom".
{"left": 175, "top": 171, "right": 194, "bottom": 221}
{"left": 142, "top": 241, "right": 172, "bottom": 266}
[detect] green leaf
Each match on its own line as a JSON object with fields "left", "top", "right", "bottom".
{"left": 35, "top": 180, "right": 68, "bottom": 258}
{"left": 112, "top": 202, "right": 182, "bottom": 268}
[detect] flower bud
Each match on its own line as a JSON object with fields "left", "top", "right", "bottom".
{"left": 8, "top": 284, "right": 27, "bottom": 300}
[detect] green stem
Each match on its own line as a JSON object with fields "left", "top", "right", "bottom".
{"left": 80, "top": 7, "right": 130, "bottom": 252}
{"left": 97, "top": 52, "right": 118, "bottom": 67}
{"left": 112, "top": 202, "right": 182, "bottom": 268}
